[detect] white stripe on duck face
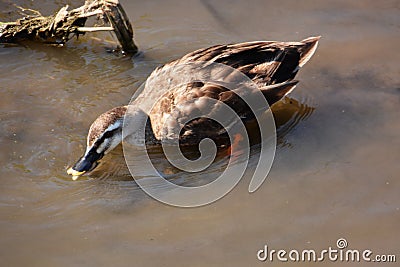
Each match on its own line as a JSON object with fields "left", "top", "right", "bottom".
{"left": 84, "top": 119, "right": 123, "bottom": 155}
{"left": 96, "top": 131, "right": 122, "bottom": 155}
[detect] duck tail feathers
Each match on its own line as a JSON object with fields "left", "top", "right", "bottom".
{"left": 261, "top": 80, "right": 299, "bottom": 106}
{"left": 298, "top": 36, "right": 321, "bottom": 67}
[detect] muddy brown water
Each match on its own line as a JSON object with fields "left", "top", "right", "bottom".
{"left": 0, "top": 0, "right": 399, "bottom": 266}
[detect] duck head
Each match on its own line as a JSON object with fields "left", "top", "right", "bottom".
{"left": 67, "top": 106, "right": 127, "bottom": 180}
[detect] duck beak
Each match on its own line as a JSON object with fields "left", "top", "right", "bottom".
{"left": 67, "top": 167, "right": 86, "bottom": 180}
{"left": 67, "top": 149, "right": 103, "bottom": 181}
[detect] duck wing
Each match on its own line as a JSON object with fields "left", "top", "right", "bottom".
{"left": 149, "top": 80, "right": 298, "bottom": 144}
{"left": 176, "top": 36, "right": 320, "bottom": 86}
{"left": 140, "top": 37, "right": 319, "bottom": 144}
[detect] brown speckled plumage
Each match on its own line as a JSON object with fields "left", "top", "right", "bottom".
{"left": 90, "top": 37, "right": 320, "bottom": 146}
{"left": 144, "top": 36, "right": 320, "bottom": 143}
{"left": 90, "top": 37, "right": 320, "bottom": 145}
{"left": 69, "top": 37, "right": 320, "bottom": 177}
{"left": 87, "top": 106, "right": 127, "bottom": 147}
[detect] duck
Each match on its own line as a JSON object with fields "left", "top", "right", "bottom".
{"left": 67, "top": 36, "right": 320, "bottom": 180}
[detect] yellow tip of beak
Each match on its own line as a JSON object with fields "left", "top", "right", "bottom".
{"left": 67, "top": 167, "right": 86, "bottom": 180}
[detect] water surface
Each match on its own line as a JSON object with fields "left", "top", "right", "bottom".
{"left": 0, "top": 0, "right": 399, "bottom": 266}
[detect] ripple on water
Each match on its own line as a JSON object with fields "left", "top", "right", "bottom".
{"left": 272, "top": 95, "right": 316, "bottom": 146}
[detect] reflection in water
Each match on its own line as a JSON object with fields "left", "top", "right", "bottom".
{"left": 273, "top": 96, "right": 316, "bottom": 147}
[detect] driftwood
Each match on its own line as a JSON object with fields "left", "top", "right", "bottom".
{"left": 0, "top": 0, "right": 138, "bottom": 54}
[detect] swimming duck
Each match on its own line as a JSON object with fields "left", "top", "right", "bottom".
{"left": 67, "top": 36, "right": 320, "bottom": 180}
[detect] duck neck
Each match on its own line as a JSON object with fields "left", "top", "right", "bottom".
{"left": 122, "top": 107, "right": 152, "bottom": 146}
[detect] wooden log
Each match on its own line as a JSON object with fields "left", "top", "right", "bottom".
{"left": 104, "top": 0, "right": 138, "bottom": 54}
{"left": 0, "top": 0, "right": 138, "bottom": 54}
